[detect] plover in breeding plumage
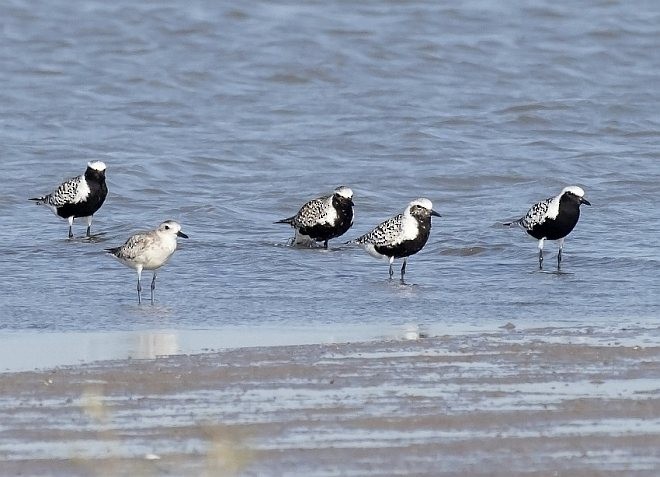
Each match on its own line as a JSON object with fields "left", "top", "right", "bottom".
{"left": 349, "top": 198, "right": 441, "bottom": 281}
{"left": 29, "top": 161, "right": 108, "bottom": 238}
{"left": 276, "top": 186, "right": 354, "bottom": 249}
{"left": 106, "top": 220, "right": 188, "bottom": 304}
{"left": 506, "top": 186, "right": 591, "bottom": 269}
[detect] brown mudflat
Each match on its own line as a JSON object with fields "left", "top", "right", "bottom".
{"left": 0, "top": 327, "right": 658, "bottom": 476}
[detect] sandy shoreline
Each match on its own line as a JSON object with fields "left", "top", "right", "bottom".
{"left": 0, "top": 326, "right": 658, "bottom": 476}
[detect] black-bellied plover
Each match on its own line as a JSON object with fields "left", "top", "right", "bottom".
{"left": 349, "top": 198, "right": 440, "bottom": 281}
{"left": 276, "top": 186, "right": 354, "bottom": 249}
{"left": 106, "top": 220, "right": 188, "bottom": 304}
{"left": 506, "top": 185, "right": 591, "bottom": 269}
{"left": 29, "top": 161, "right": 108, "bottom": 238}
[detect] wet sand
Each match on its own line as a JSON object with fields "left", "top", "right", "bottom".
{"left": 0, "top": 326, "right": 658, "bottom": 476}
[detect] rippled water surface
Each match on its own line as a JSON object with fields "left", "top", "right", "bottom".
{"left": 1, "top": 0, "right": 659, "bottom": 369}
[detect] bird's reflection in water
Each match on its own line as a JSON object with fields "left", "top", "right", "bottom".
{"left": 131, "top": 331, "right": 179, "bottom": 359}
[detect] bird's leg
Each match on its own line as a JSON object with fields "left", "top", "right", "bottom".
{"left": 67, "top": 216, "right": 74, "bottom": 239}
{"left": 86, "top": 216, "right": 93, "bottom": 237}
{"left": 400, "top": 258, "right": 407, "bottom": 283}
{"left": 323, "top": 240, "right": 328, "bottom": 249}
{"left": 557, "top": 238, "right": 564, "bottom": 269}
{"left": 150, "top": 272, "right": 157, "bottom": 305}
{"left": 136, "top": 268, "right": 142, "bottom": 304}
{"left": 388, "top": 257, "right": 394, "bottom": 280}
{"left": 538, "top": 238, "right": 545, "bottom": 270}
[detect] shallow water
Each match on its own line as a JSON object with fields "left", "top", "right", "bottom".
{"left": 1, "top": 0, "right": 660, "bottom": 370}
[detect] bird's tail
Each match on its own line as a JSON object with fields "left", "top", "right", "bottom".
{"left": 29, "top": 196, "right": 47, "bottom": 205}
{"left": 105, "top": 247, "right": 121, "bottom": 256}
{"left": 274, "top": 216, "right": 295, "bottom": 225}
{"left": 344, "top": 236, "right": 363, "bottom": 246}
{"left": 503, "top": 218, "right": 522, "bottom": 227}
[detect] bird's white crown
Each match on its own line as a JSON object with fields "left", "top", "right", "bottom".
{"left": 408, "top": 198, "right": 434, "bottom": 211}
{"left": 88, "top": 161, "right": 107, "bottom": 172}
{"left": 561, "top": 185, "right": 585, "bottom": 197}
{"left": 334, "top": 186, "right": 353, "bottom": 199}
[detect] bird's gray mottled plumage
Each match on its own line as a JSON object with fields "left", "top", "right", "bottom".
{"left": 35, "top": 175, "right": 87, "bottom": 207}
{"left": 517, "top": 197, "right": 553, "bottom": 230}
{"left": 289, "top": 195, "right": 332, "bottom": 229}
{"left": 354, "top": 214, "right": 404, "bottom": 247}
{"left": 109, "top": 232, "right": 159, "bottom": 262}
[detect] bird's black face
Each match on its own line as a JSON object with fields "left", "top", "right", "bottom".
{"left": 410, "top": 205, "right": 439, "bottom": 220}
{"left": 565, "top": 192, "right": 590, "bottom": 206}
{"left": 334, "top": 193, "right": 354, "bottom": 207}
{"left": 86, "top": 167, "right": 106, "bottom": 181}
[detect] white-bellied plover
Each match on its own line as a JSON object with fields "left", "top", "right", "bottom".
{"left": 106, "top": 220, "right": 188, "bottom": 304}
{"left": 29, "top": 161, "right": 108, "bottom": 238}
{"left": 276, "top": 186, "right": 354, "bottom": 249}
{"left": 349, "top": 198, "right": 440, "bottom": 281}
{"left": 505, "top": 186, "right": 591, "bottom": 269}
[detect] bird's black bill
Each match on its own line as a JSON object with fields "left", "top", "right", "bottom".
{"left": 431, "top": 210, "right": 441, "bottom": 217}
{"left": 581, "top": 198, "right": 591, "bottom": 206}
{"left": 177, "top": 231, "right": 189, "bottom": 238}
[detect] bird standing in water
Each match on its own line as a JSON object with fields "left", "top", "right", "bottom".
{"left": 350, "top": 198, "right": 440, "bottom": 282}
{"left": 30, "top": 161, "right": 108, "bottom": 238}
{"left": 106, "top": 220, "right": 188, "bottom": 304}
{"left": 276, "top": 186, "right": 354, "bottom": 249}
{"left": 506, "top": 185, "right": 591, "bottom": 269}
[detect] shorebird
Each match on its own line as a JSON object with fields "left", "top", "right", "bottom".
{"left": 106, "top": 220, "right": 188, "bottom": 304}
{"left": 276, "top": 186, "right": 354, "bottom": 249}
{"left": 506, "top": 185, "right": 591, "bottom": 269}
{"left": 29, "top": 161, "right": 108, "bottom": 238}
{"left": 349, "top": 198, "right": 440, "bottom": 281}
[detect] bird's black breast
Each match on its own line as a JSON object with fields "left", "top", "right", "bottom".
{"left": 375, "top": 218, "right": 432, "bottom": 259}
{"left": 56, "top": 177, "right": 108, "bottom": 219}
{"left": 527, "top": 197, "right": 581, "bottom": 240}
{"left": 300, "top": 197, "right": 353, "bottom": 242}
{"left": 330, "top": 196, "right": 354, "bottom": 237}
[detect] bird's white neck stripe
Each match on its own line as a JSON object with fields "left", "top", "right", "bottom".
{"left": 73, "top": 175, "right": 90, "bottom": 203}
{"left": 546, "top": 195, "right": 561, "bottom": 220}
{"left": 399, "top": 212, "right": 420, "bottom": 241}
{"left": 319, "top": 195, "right": 338, "bottom": 224}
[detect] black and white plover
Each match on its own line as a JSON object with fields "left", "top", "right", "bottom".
{"left": 29, "top": 161, "right": 108, "bottom": 238}
{"left": 276, "top": 186, "right": 354, "bottom": 249}
{"left": 106, "top": 220, "right": 188, "bottom": 304}
{"left": 506, "top": 185, "right": 591, "bottom": 269}
{"left": 349, "top": 198, "right": 440, "bottom": 281}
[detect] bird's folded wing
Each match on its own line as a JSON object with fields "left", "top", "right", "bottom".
{"left": 295, "top": 196, "right": 329, "bottom": 227}
{"left": 47, "top": 176, "right": 83, "bottom": 206}
{"left": 116, "top": 232, "right": 155, "bottom": 260}
{"left": 357, "top": 214, "right": 403, "bottom": 246}
{"left": 520, "top": 197, "right": 552, "bottom": 229}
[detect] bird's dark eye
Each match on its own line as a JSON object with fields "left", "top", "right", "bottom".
{"left": 165, "top": 225, "right": 170, "bottom": 230}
